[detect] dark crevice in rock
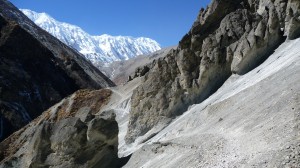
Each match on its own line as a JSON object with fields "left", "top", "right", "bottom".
{"left": 115, "top": 155, "right": 132, "bottom": 168}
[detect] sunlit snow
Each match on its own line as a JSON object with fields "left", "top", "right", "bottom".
{"left": 21, "top": 9, "right": 161, "bottom": 64}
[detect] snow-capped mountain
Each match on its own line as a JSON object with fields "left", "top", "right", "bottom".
{"left": 20, "top": 9, "right": 161, "bottom": 64}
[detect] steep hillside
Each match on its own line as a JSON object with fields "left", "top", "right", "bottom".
{"left": 20, "top": 9, "right": 161, "bottom": 65}
{"left": 124, "top": 35, "right": 300, "bottom": 168}
{"left": 125, "top": 0, "right": 300, "bottom": 143}
{"left": 0, "top": 78, "right": 142, "bottom": 167}
{"left": 0, "top": 0, "right": 114, "bottom": 141}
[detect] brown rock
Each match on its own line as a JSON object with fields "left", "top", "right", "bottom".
{"left": 0, "top": 89, "right": 129, "bottom": 168}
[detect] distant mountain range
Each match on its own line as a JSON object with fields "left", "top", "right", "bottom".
{"left": 21, "top": 9, "right": 161, "bottom": 65}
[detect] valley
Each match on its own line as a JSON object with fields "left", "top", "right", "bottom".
{"left": 0, "top": 0, "right": 300, "bottom": 167}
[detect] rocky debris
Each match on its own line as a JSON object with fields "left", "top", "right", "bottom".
{"left": 125, "top": 0, "right": 300, "bottom": 144}
{"left": 0, "top": 89, "right": 130, "bottom": 168}
{"left": 281, "top": 143, "right": 300, "bottom": 167}
{"left": 0, "top": 0, "right": 115, "bottom": 141}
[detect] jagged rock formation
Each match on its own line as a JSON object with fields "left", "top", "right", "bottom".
{"left": 124, "top": 37, "right": 300, "bottom": 167}
{"left": 125, "top": 0, "right": 300, "bottom": 143}
{"left": 100, "top": 46, "right": 176, "bottom": 85}
{"left": 0, "top": 0, "right": 114, "bottom": 141}
{"left": 0, "top": 89, "right": 129, "bottom": 168}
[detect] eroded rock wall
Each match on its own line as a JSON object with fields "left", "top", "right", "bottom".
{"left": 126, "top": 0, "right": 300, "bottom": 143}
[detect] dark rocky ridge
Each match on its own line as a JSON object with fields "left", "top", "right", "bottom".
{"left": 0, "top": 0, "right": 115, "bottom": 141}
{"left": 125, "top": 0, "right": 300, "bottom": 143}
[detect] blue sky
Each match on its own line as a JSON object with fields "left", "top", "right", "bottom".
{"left": 9, "top": 0, "right": 211, "bottom": 47}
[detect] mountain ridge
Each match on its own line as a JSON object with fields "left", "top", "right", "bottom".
{"left": 21, "top": 9, "right": 161, "bottom": 64}
{"left": 0, "top": 0, "right": 114, "bottom": 142}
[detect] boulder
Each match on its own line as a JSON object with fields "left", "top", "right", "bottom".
{"left": 0, "top": 89, "right": 128, "bottom": 168}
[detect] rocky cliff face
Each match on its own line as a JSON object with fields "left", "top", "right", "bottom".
{"left": 124, "top": 37, "right": 300, "bottom": 167}
{"left": 0, "top": 0, "right": 115, "bottom": 141}
{"left": 0, "top": 89, "right": 129, "bottom": 168}
{"left": 125, "top": 0, "right": 300, "bottom": 143}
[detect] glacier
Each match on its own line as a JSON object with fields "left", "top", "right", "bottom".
{"left": 20, "top": 9, "right": 161, "bottom": 65}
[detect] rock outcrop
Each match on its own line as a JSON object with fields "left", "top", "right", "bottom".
{"left": 125, "top": 0, "right": 300, "bottom": 143}
{"left": 124, "top": 37, "right": 300, "bottom": 168}
{"left": 0, "top": 0, "right": 115, "bottom": 141}
{"left": 0, "top": 89, "right": 129, "bottom": 168}
{"left": 99, "top": 46, "right": 176, "bottom": 85}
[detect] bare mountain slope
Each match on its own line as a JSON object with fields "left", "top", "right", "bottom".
{"left": 125, "top": 0, "right": 300, "bottom": 144}
{"left": 123, "top": 36, "right": 300, "bottom": 168}
{"left": 0, "top": 0, "right": 114, "bottom": 141}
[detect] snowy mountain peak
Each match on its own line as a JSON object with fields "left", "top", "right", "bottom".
{"left": 20, "top": 9, "right": 161, "bottom": 64}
